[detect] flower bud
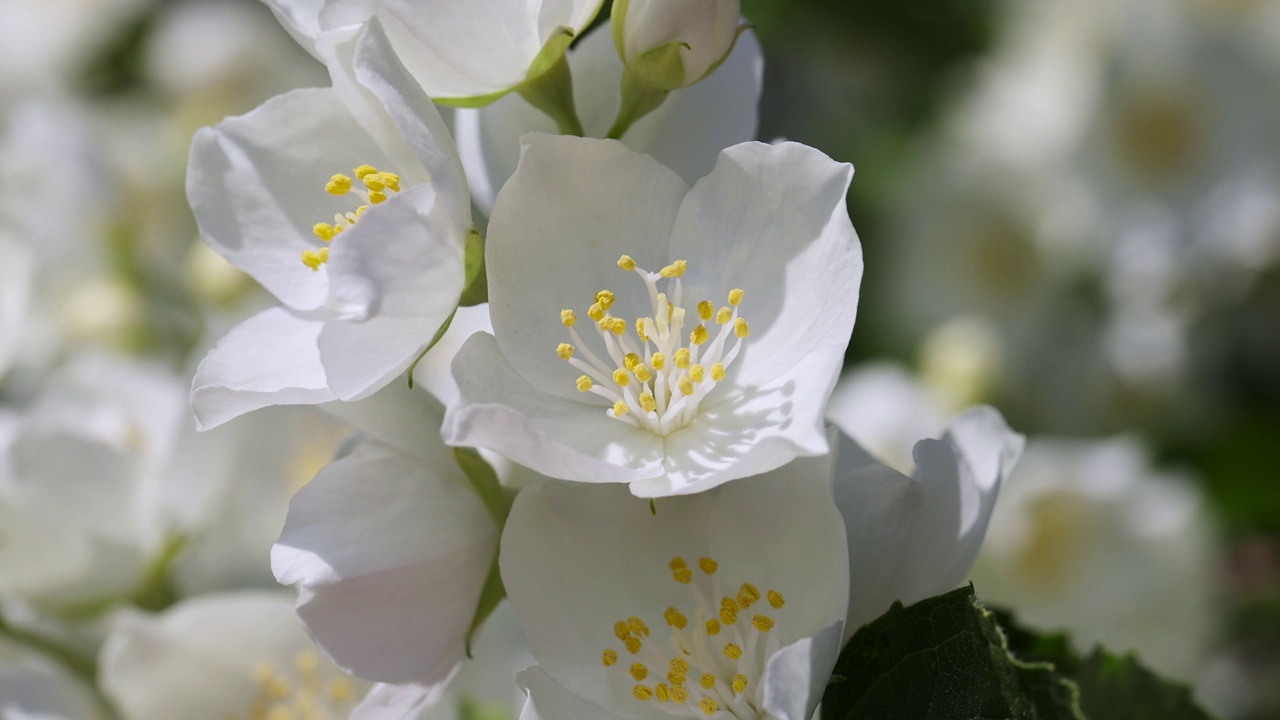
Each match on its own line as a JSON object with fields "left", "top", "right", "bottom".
{"left": 613, "top": 0, "right": 741, "bottom": 90}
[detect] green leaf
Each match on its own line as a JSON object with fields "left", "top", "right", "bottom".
{"left": 822, "top": 585, "right": 1083, "bottom": 720}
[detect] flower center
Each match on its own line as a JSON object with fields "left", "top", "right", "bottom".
{"left": 299, "top": 164, "right": 401, "bottom": 271}
{"left": 599, "top": 555, "right": 786, "bottom": 719}
{"left": 556, "top": 256, "right": 750, "bottom": 436}
{"left": 236, "top": 650, "right": 357, "bottom": 720}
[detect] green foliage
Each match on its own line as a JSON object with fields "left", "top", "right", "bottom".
{"left": 823, "top": 586, "right": 1082, "bottom": 720}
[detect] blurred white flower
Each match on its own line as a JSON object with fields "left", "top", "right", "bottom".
{"left": 970, "top": 437, "right": 1220, "bottom": 684}
{"left": 188, "top": 19, "right": 470, "bottom": 428}
{"left": 502, "top": 455, "right": 848, "bottom": 720}
{"left": 445, "top": 135, "right": 861, "bottom": 496}
{"left": 613, "top": 0, "right": 742, "bottom": 90}
{"left": 263, "top": 0, "right": 603, "bottom": 104}
{"left": 0, "top": 635, "right": 103, "bottom": 720}
{"left": 454, "top": 21, "right": 763, "bottom": 213}
{"left": 0, "top": 0, "right": 149, "bottom": 101}
{"left": 100, "top": 591, "right": 368, "bottom": 720}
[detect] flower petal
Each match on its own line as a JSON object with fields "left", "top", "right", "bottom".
{"left": 760, "top": 621, "right": 845, "bottom": 720}
{"left": 272, "top": 441, "right": 497, "bottom": 684}
{"left": 318, "top": 183, "right": 467, "bottom": 401}
{"left": 670, "top": 141, "right": 861, "bottom": 387}
{"left": 351, "top": 674, "right": 457, "bottom": 720}
{"left": 443, "top": 332, "right": 663, "bottom": 483}
{"left": 410, "top": 303, "right": 493, "bottom": 409}
{"left": 321, "top": 381, "right": 450, "bottom": 463}
{"left": 190, "top": 306, "right": 336, "bottom": 430}
{"left": 483, "top": 133, "right": 689, "bottom": 399}
{"left": 516, "top": 666, "right": 633, "bottom": 720}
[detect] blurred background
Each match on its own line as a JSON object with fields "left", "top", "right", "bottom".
{"left": 0, "top": 0, "right": 1276, "bottom": 717}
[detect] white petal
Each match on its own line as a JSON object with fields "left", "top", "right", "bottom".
{"left": 272, "top": 441, "right": 497, "bottom": 684}
{"left": 352, "top": 674, "right": 456, "bottom": 720}
{"left": 319, "top": 183, "right": 467, "bottom": 401}
{"left": 0, "top": 637, "right": 101, "bottom": 720}
{"left": 670, "top": 141, "right": 861, "bottom": 387}
{"left": 516, "top": 666, "right": 633, "bottom": 720}
{"left": 499, "top": 454, "right": 848, "bottom": 712}
{"left": 484, "top": 133, "right": 689, "bottom": 398}
{"left": 321, "top": 381, "right": 449, "bottom": 463}
{"left": 824, "top": 363, "right": 948, "bottom": 475}
{"left": 761, "top": 621, "right": 845, "bottom": 720}
{"left": 410, "top": 303, "right": 494, "bottom": 409}
{"left": 443, "top": 332, "right": 663, "bottom": 484}
{"left": 190, "top": 307, "right": 336, "bottom": 430}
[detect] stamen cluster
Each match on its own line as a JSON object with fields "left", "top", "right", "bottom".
{"left": 236, "top": 650, "right": 356, "bottom": 720}
{"left": 300, "top": 164, "right": 401, "bottom": 271}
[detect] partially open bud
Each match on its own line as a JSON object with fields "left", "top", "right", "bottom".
{"left": 613, "top": 0, "right": 742, "bottom": 90}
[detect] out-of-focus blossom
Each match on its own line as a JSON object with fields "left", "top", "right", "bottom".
{"left": 446, "top": 135, "right": 861, "bottom": 496}
{"left": 0, "top": 635, "right": 103, "bottom": 720}
{"left": 0, "top": 0, "right": 149, "bottom": 101}
{"left": 970, "top": 437, "right": 1220, "bottom": 684}
{"left": 454, "top": 21, "right": 762, "bottom": 213}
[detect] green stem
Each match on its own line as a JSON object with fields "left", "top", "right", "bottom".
{"left": 606, "top": 68, "right": 671, "bottom": 140}
{"left": 517, "top": 53, "right": 584, "bottom": 136}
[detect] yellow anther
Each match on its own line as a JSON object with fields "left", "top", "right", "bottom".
{"left": 614, "top": 621, "right": 631, "bottom": 640}
{"left": 313, "top": 223, "right": 336, "bottom": 242}
{"left": 609, "top": 317, "right": 627, "bottom": 335}
{"left": 624, "top": 636, "right": 643, "bottom": 654}
{"left": 735, "top": 318, "right": 750, "bottom": 338}
{"left": 673, "top": 567, "right": 693, "bottom": 584}
{"left": 671, "top": 686, "right": 689, "bottom": 703}
{"left": 635, "top": 318, "right": 649, "bottom": 342}
{"left": 689, "top": 364, "right": 705, "bottom": 383}
{"left": 595, "top": 290, "right": 615, "bottom": 310}
{"left": 640, "top": 392, "right": 657, "bottom": 413}
{"left": 664, "top": 607, "right": 688, "bottom": 630}
{"left": 613, "top": 368, "right": 631, "bottom": 387}
{"left": 627, "top": 617, "right": 650, "bottom": 637}
{"left": 670, "top": 658, "right": 690, "bottom": 675}
{"left": 635, "top": 365, "right": 652, "bottom": 383}
{"left": 719, "top": 604, "right": 737, "bottom": 624}
{"left": 630, "top": 663, "right": 648, "bottom": 681}
{"left": 356, "top": 204, "right": 368, "bottom": 216}
{"left": 560, "top": 309, "right": 577, "bottom": 326}
{"left": 728, "top": 288, "right": 744, "bottom": 306}
{"left": 576, "top": 375, "right": 593, "bottom": 392}
{"left": 326, "top": 174, "right": 352, "bottom": 195}
{"left": 252, "top": 660, "right": 277, "bottom": 684}
{"left": 295, "top": 651, "right": 320, "bottom": 674}
{"left": 701, "top": 697, "right": 719, "bottom": 716}
{"left": 698, "top": 300, "right": 714, "bottom": 320}
{"left": 651, "top": 352, "right": 666, "bottom": 370}
{"left": 722, "top": 597, "right": 737, "bottom": 610}
{"left": 380, "top": 172, "right": 400, "bottom": 191}
{"left": 700, "top": 674, "right": 716, "bottom": 689}
{"left": 768, "top": 590, "right": 786, "bottom": 608}
{"left": 674, "top": 348, "right": 691, "bottom": 369}
{"left": 354, "top": 165, "right": 378, "bottom": 179}
{"left": 716, "top": 306, "right": 732, "bottom": 324}
{"left": 679, "top": 376, "right": 694, "bottom": 396}
{"left": 738, "top": 583, "right": 761, "bottom": 608}
{"left": 633, "top": 685, "right": 654, "bottom": 702}
{"left": 613, "top": 400, "right": 629, "bottom": 417}
{"left": 655, "top": 683, "right": 671, "bottom": 702}
{"left": 369, "top": 190, "right": 388, "bottom": 204}
{"left": 724, "top": 643, "right": 743, "bottom": 660}
{"left": 669, "top": 671, "right": 686, "bottom": 686}
{"left": 670, "top": 557, "right": 688, "bottom": 570}
{"left": 300, "top": 248, "right": 329, "bottom": 271}
{"left": 624, "top": 353, "right": 640, "bottom": 371}
{"left": 267, "top": 676, "right": 292, "bottom": 698}
{"left": 691, "top": 325, "right": 708, "bottom": 345}
{"left": 363, "top": 173, "right": 386, "bottom": 191}
{"left": 603, "top": 649, "right": 618, "bottom": 666}
{"left": 698, "top": 557, "right": 718, "bottom": 574}
{"left": 660, "top": 259, "right": 688, "bottom": 278}
{"left": 733, "top": 674, "right": 749, "bottom": 694}
{"left": 588, "top": 302, "right": 606, "bottom": 321}
{"left": 618, "top": 255, "right": 636, "bottom": 271}
{"left": 752, "top": 614, "right": 775, "bottom": 632}
{"left": 557, "top": 343, "right": 574, "bottom": 360}
{"left": 705, "top": 619, "right": 721, "bottom": 636}
{"left": 327, "top": 677, "right": 353, "bottom": 702}
{"left": 711, "top": 363, "right": 726, "bottom": 382}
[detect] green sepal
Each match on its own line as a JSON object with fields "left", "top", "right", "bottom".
{"left": 606, "top": 67, "right": 671, "bottom": 139}
{"left": 454, "top": 447, "right": 517, "bottom": 655}
{"left": 517, "top": 50, "right": 584, "bottom": 136}
{"left": 610, "top": 0, "right": 630, "bottom": 57}
{"left": 526, "top": 25, "right": 576, "bottom": 81}
{"left": 465, "top": 551, "right": 506, "bottom": 658}
{"left": 433, "top": 88, "right": 512, "bottom": 109}
{"left": 630, "top": 39, "right": 690, "bottom": 92}
{"left": 460, "top": 227, "right": 488, "bottom": 306}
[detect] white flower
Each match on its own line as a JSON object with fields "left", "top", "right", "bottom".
{"left": 831, "top": 407, "right": 1023, "bottom": 634}
{"left": 263, "top": 0, "right": 604, "bottom": 104}
{"left": 100, "top": 591, "right": 369, "bottom": 720}
{"left": 271, "top": 382, "right": 500, "bottom": 690}
{"left": 0, "top": 0, "right": 149, "bottom": 101}
{"left": 444, "top": 135, "right": 861, "bottom": 497}
{"left": 614, "top": 0, "right": 742, "bottom": 90}
{"left": 188, "top": 19, "right": 471, "bottom": 429}
{"left": 453, "top": 21, "right": 763, "bottom": 213}
{"left": 0, "top": 635, "right": 102, "bottom": 720}
{"left": 501, "top": 455, "right": 849, "bottom": 720}
{"left": 969, "top": 437, "right": 1220, "bottom": 683}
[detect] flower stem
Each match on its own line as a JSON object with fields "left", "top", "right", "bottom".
{"left": 606, "top": 68, "right": 670, "bottom": 140}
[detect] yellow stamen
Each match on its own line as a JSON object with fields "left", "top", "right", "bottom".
{"left": 689, "top": 364, "right": 705, "bottom": 383}
{"left": 698, "top": 300, "right": 714, "bottom": 320}
{"left": 369, "top": 190, "right": 387, "bottom": 204}
{"left": 651, "top": 352, "right": 666, "bottom": 370}
{"left": 719, "top": 604, "right": 737, "bottom": 624}
{"left": 700, "top": 674, "right": 716, "bottom": 689}
{"left": 325, "top": 174, "right": 352, "bottom": 195}
{"left": 752, "top": 614, "right": 775, "bottom": 632}
{"left": 664, "top": 607, "right": 688, "bottom": 630}
{"left": 576, "top": 375, "right": 593, "bottom": 392}
{"left": 327, "top": 677, "right": 353, "bottom": 702}
{"left": 363, "top": 173, "right": 386, "bottom": 191}
{"left": 603, "top": 649, "right": 618, "bottom": 666}
{"left": 354, "top": 165, "right": 378, "bottom": 179}
{"left": 627, "top": 617, "right": 650, "bottom": 637}
{"left": 300, "top": 247, "right": 329, "bottom": 270}
{"left": 674, "top": 348, "right": 691, "bottom": 369}
{"left": 660, "top": 259, "right": 687, "bottom": 278}
{"left": 634, "top": 364, "right": 652, "bottom": 383}
{"left": 313, "top": 223, "right": 336, "bottom": 241}
{"left": 738, "top": 583, "right": 761, "bottom": 608}
{"left": 613, "top": 368, "right": 631, "bottom": 387}
{"left": 624, "top": 353, "right": 641, "bottom": 371}
{"left": 670, "top": 658, "right": 690, "bottom": 675}
{"left": 733, "top": 674, "right": 749, "bottom": 694}
{"left": 624, "top": 636, "right": 642, "bottom": 654}
{"left": 735, "top": 318, "right": 750, "bottom": 338}
{"left": 670, "top": 557, "right": 688, "bottom": 570}
{"left": 698, "top": 557, "right": 718, "bottom": 575}
{"left": 724, "top": 643, "right": 743, "bottom": 660}
{"left": 640, "top": 393, "right": 657, "bottom": 413}
{"left": 630, "top": 663, "right": 648, "bottom": 681}
{"left": 633, "top": 685, "right": 654, "bottom": 702}
{"left": 679, "top": 376, "right": 694, "bottom": 396}
{"left": 690, "top": 325, "right": 708, "bottom": 345}
{"left": 671, "top": 686, "right": 689, "bottom": 703}
{"left": 728, "top": 288, "right": 744, "bottom": 306}
{"left": 618, "top": 254, "right": 636, "bottom": 271}
{"left": 614, "top": 621, "right": 630, "bottom": 640}
{"left": 705, "top": 619, "right": 721, "bottom": 636}
{"left": 768, "top": 590, "right": 786, "bottom": 609}
{"left": 711, "top": 363, "right": 726, "bottom": 382}
{"left": 613, "top": 400, "right": 629, "bottom": 416}
{"left": 560, "top": 309, "right": 577, "bottom": 326}
{"left": 557, "top": 343, "right": 574, "bottom": 360}
{"left": 673, "top": 567, "right": 693, "bottom": 584}
{"left": 609, "top": 317, "right": 627, "bottom": 335}
{"left": 595, "top": 290, "right": 615, "bottom": 310}
{"left": 636, "top": 318, "right": 649, "bottom": 341}
{"left": 701, "top": 698, "right": 719, "bottom": 716}
{"left": 655, "top": 683, "right": 671, "bottom": 702}
{"left": 588, "top": 302, "right": 606, "bottom": 321}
